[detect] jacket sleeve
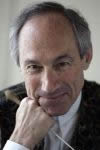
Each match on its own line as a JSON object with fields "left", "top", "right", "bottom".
{"left": 0, "top": 83, "right": 26, "bottom": 149}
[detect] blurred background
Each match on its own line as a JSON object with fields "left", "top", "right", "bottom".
{"left": 0, "top": 0, "right": 100, "bottom": 90}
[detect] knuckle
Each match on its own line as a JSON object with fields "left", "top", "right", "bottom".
{"left": 36, "top": 106, "right": 43, "bottom": 113}
{"left": 20, "top": 97, "right": 28, "bottom": 104}
{"left": 28, "top": 99, "right": 37, "bottom": 107}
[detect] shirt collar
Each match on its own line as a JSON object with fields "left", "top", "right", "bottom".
{"left": 57, "top": 92, "right": 82, "bottom": 126}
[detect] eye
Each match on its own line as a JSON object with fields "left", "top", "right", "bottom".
{"left": 54, "top": 61, "right": 71, "bottom": 71}
{"left": 58, "top": 62, "right": 70, "bottom": 67}
{"left": 25, "top": 64, "right": 42, "bottom": 74}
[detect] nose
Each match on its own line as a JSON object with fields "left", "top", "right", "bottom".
{"left": 41, "top": 68, "right": 59, "bottom": 93}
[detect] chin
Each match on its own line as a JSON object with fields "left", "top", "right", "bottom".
{"left": 45, "top": 108, "right": 67, "bottom": 116}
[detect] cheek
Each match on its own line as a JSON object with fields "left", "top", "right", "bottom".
{"left": 24, "top": 76, "right": 40, "bottom": 98}
{"left": 62, "top": 66, "right": 84, "bottom": 82}
{"left": 61, "top": 67, "right": 84, "bottom": 93}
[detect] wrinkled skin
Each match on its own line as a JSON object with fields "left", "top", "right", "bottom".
{"left": 19, "top": 13, "right": 92, "bottom": 116}
{"left": 10, "top": 97, "right": 54, "bottom": 149}
{"left": 10, "top": 13, "right": 92, "bottom": 149}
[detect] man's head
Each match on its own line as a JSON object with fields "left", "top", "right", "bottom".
{"left": 10, "top": 1, "right": 92, "bottom": 116}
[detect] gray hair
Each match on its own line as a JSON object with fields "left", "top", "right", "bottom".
{"left": 10, "top": 1, "right": 92, "bottom": 66}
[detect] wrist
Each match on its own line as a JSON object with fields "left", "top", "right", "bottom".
{"left": 10, "top": 128, "right": 35, "bottom": 150}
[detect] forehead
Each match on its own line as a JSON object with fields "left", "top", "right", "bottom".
{"left": 19, "top": 12, "right": 75, "bottom": 44}
{"left": 19, "top": 13, "right": 78, "bottom": 63}
{"left": 21, "top": 12, "right": 72, "bottom": 33}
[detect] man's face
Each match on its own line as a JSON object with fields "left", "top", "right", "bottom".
{"left": 19, "top": 13, "right": 90, "bottom": 116}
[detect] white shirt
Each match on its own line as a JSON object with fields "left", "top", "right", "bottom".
{"left": 44, "top": 92, "right": 81, "bottom": 150}
{"left": 3, "top": 93, "right": 81, "bottom": 150}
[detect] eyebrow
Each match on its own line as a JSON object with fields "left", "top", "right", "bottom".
{"left": 24, "top": 60, "right": 40, "bottom": 66}
{"left": 24, "top": 54, "right": 74, "bottom": 66}
{"left": 54, "top": 54, "right": 74, "bottom": 63}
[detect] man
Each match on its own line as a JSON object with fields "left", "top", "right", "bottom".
{"left": 0, "top": 1, "right": 100, "bottom": 150}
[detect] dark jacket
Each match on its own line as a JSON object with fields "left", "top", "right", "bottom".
{"left": 0, "top": 80, "right": 100, "bottom": 150}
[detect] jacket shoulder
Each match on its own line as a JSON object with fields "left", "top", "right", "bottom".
{"left": 0, "top": 82, "right": 27, "bottom": 149}
{"left": 71, "top": 80, "right": 100, "bottom": 150}
{"left": 83, "top": 80, "right": 100, "bottom": 104}
{"left": 0, "top": 82, "right": 27, "bottom": 105}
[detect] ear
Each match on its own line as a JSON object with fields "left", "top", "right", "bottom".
{"left": 82, "top": 48, "right": 93, "bottom": 70}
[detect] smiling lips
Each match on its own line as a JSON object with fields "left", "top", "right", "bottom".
{"left": 38, "top": 92, "right": 68, "bottom": 107}
{"left": 36, "top": 85, "right": 72, "bottom": 106}
{"left": 44, "top": 92, "right": 68, "bottom": 100}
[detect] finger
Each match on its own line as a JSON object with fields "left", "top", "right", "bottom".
{"left": 20, "top": 97, "right": 37, "bottom": 107}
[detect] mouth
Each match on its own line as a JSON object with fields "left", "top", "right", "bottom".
{"left": 46, "top": 92, "right": 67, "bottom": 99}
{"left": 38, "top": 92, "right": 71, "bottom": 116}
{"left": 38, "top": 92, "right": 68, "bottom": 106}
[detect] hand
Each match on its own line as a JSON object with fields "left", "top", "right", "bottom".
{"left": 10, "top": 97, "right": 55, "bottom": 150}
